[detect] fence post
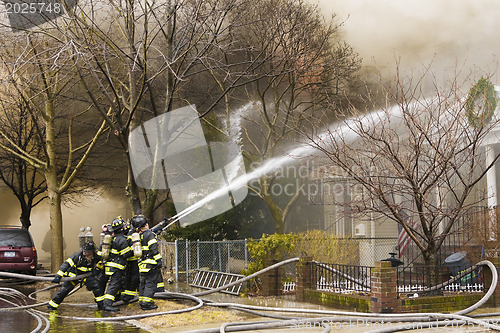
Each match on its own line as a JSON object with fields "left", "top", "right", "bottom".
{"left": 484, "top": 255, "right": 500, "bottom": 307}
{"left": 371, "top": 261, "right": 399, "bottom": 313}
{"left": 174, "top": 239, "right": 178, "bottom": 282}
{"left": 227, "top": 241, "right": 231, "bottom": 273}
{"left": 218, "top": 242, "right": 222, "bottom": 272}
{"left": 186, "top": 239, "right": 189, "bottom": 282}
{"left": 197, "top": 239, "right": 200, "bottom": 271}
{"left": 260, "top": 258, "right": 282, "bottom": 296}
{"left": 296, "top": 257, "right": 313, "bottom": 302}
{"left": 244, "top": 239, "right": 248, "bottom": 269}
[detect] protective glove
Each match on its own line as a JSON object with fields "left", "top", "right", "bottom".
{"left": 52, "top": 275, "right": 62, "bottom": 284}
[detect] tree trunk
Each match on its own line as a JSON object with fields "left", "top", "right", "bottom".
{"left": 260, "top": 177, "right": 285, "bottom": 234}
{"left": 423, "top": 248, "right": 439, "bottom": 292}
{"left": 45, "top": 98, "right": 64, "bottom": 272}
{"left": 48, "top": 186, "right": 63, "bottom": 272}
{"left": 19, "top": 207, "right": 31, "bottom": 230}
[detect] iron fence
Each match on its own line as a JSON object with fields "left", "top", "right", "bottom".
{"left": 315, "top": 262, "right": 371, "bottom": 293}
{"left": 399, "top": 206, "right": 489, "bottom": 267}
{"left": 396, "top": 264, "right": 485, "bottom": 296}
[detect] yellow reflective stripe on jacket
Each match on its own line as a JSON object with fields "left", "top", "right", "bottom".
{"left": 119, "top": 247, "right": 131, "bottom": 256}
{"left": 110, "top": 248, "right": 119, "bottom": 254}
{"left": 66, "top": 258, "right": 75, "bottom": 267}
{"left": 105, "top": 262, "right": 126, "bottom": 270}
{"left": 56, "top": 270, "right": 65, "bottom": 277}
{"left": 147, "top": 238, "right": 157, "bottom": 246}
{"left": 153, "top": 253, "right": 161, "bottom": 261}
{"left": 140, "top": 259, "right": 157, "bottom": 265}
{"left": 77, "top": 267, "right": 92, "bottom": 272}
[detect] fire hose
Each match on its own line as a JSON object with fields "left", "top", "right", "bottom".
{"left": 1, "top": 259, "right": 499, "bottom": 333}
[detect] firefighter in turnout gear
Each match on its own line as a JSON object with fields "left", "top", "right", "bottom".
{"left": 48, "top": 242, "right": 104, "bottom": 311}
{"left": 130, "top": 214, "right": 162, "bottom": 310}
{"left": 102, "top": 216, "right": 133, "bottom": 312}
{"left": 121, "top": 220, "right": 140, "bottom": 303}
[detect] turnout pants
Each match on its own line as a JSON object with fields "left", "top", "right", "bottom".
{"left": 122, "top": 260, "right": 139, "bottom": 300}
{"left": 139, "top": 267, "right": 160, "bottom": 305}
{"left": 103, "top": 269, "right": 125, "bottom": 305}
{"left": 49, "top": 276, "right": 103, "bottom": 309}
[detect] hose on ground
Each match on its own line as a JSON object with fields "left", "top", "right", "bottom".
{"left": 1, "top": 257, "right": 499, "bottom": 333}
{"left": 0, "top": 287, "right": 50, "bottom": 333}
{"left": 34, "top": 292, "right": 204, "bottom": 322}
{"left": 0, "top": 271, "right": 91, "bottom": 282}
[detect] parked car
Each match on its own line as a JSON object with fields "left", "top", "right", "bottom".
{"left": 0, "top": 226, "right": 37, "bottom": 276}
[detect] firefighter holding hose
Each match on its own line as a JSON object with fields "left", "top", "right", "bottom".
{"left": 47, "top": 241, "right": 104, "bottom": 311}
{"left": 101, "top": 216, "right": 133, "bottom": 312}
{"left": 130, "top": 214, "right": 162, "bottom": 310}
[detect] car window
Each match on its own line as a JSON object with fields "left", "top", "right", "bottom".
{"left": 0, "top": 229, "right": 32, "bottom": 247}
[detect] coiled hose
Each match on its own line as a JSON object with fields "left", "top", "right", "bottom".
{"left": 1, "top": 258, "right": 499, "bottom": 333}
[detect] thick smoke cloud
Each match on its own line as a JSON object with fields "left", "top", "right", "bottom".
{"left": 318, "top": 0, "right": 500, "bottom": 81}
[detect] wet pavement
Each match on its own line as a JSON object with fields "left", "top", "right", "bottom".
{"left": 0, "top": 279, "right": 147, "bottom": 333}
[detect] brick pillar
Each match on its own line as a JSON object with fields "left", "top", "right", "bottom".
{"left": 296, "top": 257, "right": 314, "bottom": 302}
{"left": 260, "top": 259, "right": 282, "bottom": 296}
{"left": 371, "top": 261, "right": 399, "bottom": 313}
{"left": 484, "top": 256, "right": 500, "bottom": 307}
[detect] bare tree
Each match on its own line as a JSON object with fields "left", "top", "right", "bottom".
{"left": 233, "top": 0, "right": 361, "bottom": 233}
{"left": 0, "top": 93, "right": 46, "bottom": 229}
{"left": 302, "top": 69, "right": 500, "bottom": 277}
{"left": 0, "top": 34, "right": 109, "bottom": 270}
{"left": 53, "top": 0, "right": 283, "bottom": 220}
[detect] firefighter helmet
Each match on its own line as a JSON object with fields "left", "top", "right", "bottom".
{"left": 82, "top": 241, "right": 96, "bottom": 253}
{"left": 110, "top": 216, "right": 125, "bottom": 232}
{"left": 130, "top": 214, "right": 148, "bottom": 229}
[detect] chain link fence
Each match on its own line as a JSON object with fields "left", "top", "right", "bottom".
{"left": 159, "top": 237, "right": 398, "bottom": 283}
{"left": 160, "top": 239, "right": 248, "bottom": 282}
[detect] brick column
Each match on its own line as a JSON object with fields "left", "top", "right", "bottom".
{"left": 371, "top": 261, "right": 399, "bottom": 313}
{"left": 296, "top": 257, "right": 314, "bottom": 302}
{"left": 260, "top": 259, "right": 282, "bottom": 296}
{"left": 484, "top": 256, "right": 500, "bottom": 307}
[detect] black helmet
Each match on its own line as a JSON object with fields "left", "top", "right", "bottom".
{"left": 82, "top": 241, "right": 96, "bottom": 252}
{"left": 111, "top": 216, "right": 125, "bottom": 232}
{"left": 130, "top": 214, "right": 148, "bottom": 229}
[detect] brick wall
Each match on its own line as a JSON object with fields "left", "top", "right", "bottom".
{"left": 296, "top": 259, "right": 499, "bottom": 313}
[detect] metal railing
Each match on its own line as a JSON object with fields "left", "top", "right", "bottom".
{"left": 396, "top": 264, "right": 485, "bottom": 295}
{"left": 315, "top": 262, "right": 371, "bottom": 294}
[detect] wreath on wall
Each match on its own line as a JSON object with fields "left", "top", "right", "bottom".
{"left": 465, "top": 78, "right": 497, "bottom": 127}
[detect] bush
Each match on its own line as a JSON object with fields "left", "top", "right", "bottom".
{"left": 242, "top": 230, "right": 358, "bottom": 293}
{"left": 293, "top": 230, "right": 358, "bottom": 265}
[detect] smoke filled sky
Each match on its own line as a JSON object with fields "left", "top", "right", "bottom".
{"left": 317, "top": 0, "right": 500, "bottom": 81}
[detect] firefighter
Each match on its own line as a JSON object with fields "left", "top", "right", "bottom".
{"left": 47, "top": 241, "right": 104, "bottom": 311}
{"left": 121, "top": 219, "right": 140, "bottom": 303}
{"left": 95, "top": 223, "right": 112, "bottom": 295}
{"left": 130, "top": 214, "right": 162, "bottom": 310}
{"left": 101, "top": 216, "right": 133, "bottom": 312}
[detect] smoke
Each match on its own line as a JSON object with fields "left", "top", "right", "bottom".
{"left": 318, "top": 0, "right": 500, "bottom": 81}
{"left": 29, "top": 192, "right": 129, "bottom": 264}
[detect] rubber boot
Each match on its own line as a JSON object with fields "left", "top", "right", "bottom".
{"left": 96, "top": 301, "right": 104, "bottom": 310}
{"left": 102, "top": 299, "right": 119, "bottom": 312}
{"left": 140, "top": 302, "right": 158, "bottom": 310}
